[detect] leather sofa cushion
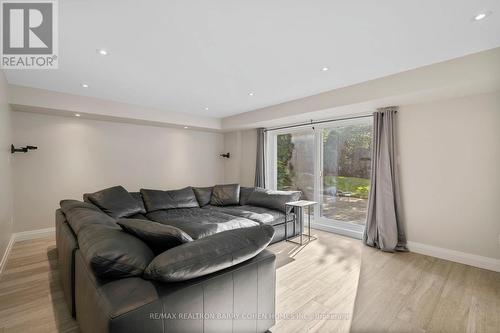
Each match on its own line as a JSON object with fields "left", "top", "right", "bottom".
{"left": 83, "top": 190, "right": 146, "bottom": 215}
{"left": 60, "top": 199, "right": 119, "bottom": 234}
{"left": 144, "top": 224, "right": 275, "bottom": 282}
{"left": 146, "top": 208, "right": 260, "bottom": 240}
{"left": 210, "top": 184, "right": 240, "bottom": 206}
{"left": 78, "top": 224, "right": 154, "bottom": 279}
{"left": 239, "top": 187, "right": 258, "bottom": 205}
{"left": 129, "top": 192, "right": 147, "bottom": 214}
{"left": 205, "top": 205, "right": 287, "bottom": 225}
{"left": 117, "top": 219, "right": 193, "bottom": 254}
{"left": 86, "top": 186, "right": 143, "bottom": 219}
{"left": 141, "top": 187, "right": 199, "bottom": 212}
{"left": 247, "top": 188, "right": 301, "bottom": 213}
{"left": 192, "top": 187, "right": 213, "bottom": 207}
{"left": 126, "top": 213, "right": 150, "bottom": 221}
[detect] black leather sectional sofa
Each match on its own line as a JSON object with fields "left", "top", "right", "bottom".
{"left": 56, "top": 184, "right": 301, "bottom": 333}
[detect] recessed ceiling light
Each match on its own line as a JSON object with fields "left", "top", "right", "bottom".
{"left": 322, "top": 67, "right": 329, "bottom": 71}
{"left": 473, "top": 11, "right": 491, "bottom": 21}
{"left": 184, "top": 126, "right": 189, "bottom": 129}
{"left": 205, "top": 107, "right": 209, "bottom": 111}
{"left": 75, "top": 114, "right": 81, "bottom": 117}
{"left": 97, "top": 49, "right": 108, "bottom": 56}
{"left": 248, "top": 92, "right": 254, "bottom": 96}
{"left": 81, "top": 83, "right": 89, "bottom": 88}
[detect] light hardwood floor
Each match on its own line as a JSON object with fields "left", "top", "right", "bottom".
{"left": 0, "top": 230, "right": 499, "bottom": 333}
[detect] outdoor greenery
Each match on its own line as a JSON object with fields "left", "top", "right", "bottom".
{"left": 323, "top": 176, "right": 370, "bottom": 199}
{"left": 277, "top": 124, "right": 372, "bottom": 199}
{"left": 276, "top": 134, "right": 295, "bottom": 189}
{"left": 322, "top": 125, "right": 372, "bottom": 179}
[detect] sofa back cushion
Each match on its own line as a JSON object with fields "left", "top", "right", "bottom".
{"left": 144, "top": 224, "right": 275, "bottom": 282}
{"left": 85, "top": 186, "right": 143, "bottom": 219}
{"left": 60, "top": 199, "right": 119, "bottom": 234}
{"left": 117, "top": 219, "right": 193, "bottom": 254}
{"left": 240, "top": 187, "right": 258, "bottom": 205}
{"left": 83, "top": 190, "right": 146, "bottom": 215}
{"left": 60, "top": 199, "right": 154, "bottom": 278}
{"left": 210, "top": 184, "right": 240, "bottom": 206}
{"left": 129, "top": 192, "right": 147, "bottom": 214}
{"left": 192, "top": 186, "right": 213, "bottom": 207}
{"left": 77, "top": 224, "right": 154, "bottom": 279}
{"left": 141, "top": 187, "right": 199, "bottom": 212}
{"left": 247, "top": 188, "right": 301, "bottom": 213}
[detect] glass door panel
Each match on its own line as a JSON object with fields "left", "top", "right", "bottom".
{"left": 274, "top": 130, "right": 316, "bottom": 232}
{"left": 320, "top": 119, "right": 372, "bottom": 225}
{"left": 276, "top": 130, "right": 315, "bottom": 202}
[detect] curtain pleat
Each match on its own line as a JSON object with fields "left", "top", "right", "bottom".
{"left": 254, "top": 128, "right": 266, "bottom": 188}
{"left": 363, "top": 107, "right": 407, "bottom": 252}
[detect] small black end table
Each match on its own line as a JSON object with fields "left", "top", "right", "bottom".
{"left": 285, "top": 200, "right": 318, "bottom": 245}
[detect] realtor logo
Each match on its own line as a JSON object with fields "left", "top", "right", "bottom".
{"left": 1, "top": 0, "right": 58, "bottom": 69}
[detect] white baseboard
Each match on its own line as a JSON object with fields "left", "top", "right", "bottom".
{"left": 0, "top": 227, "right": 56, "bottom": 275}
{"left": 14, "top": 227, "right": 55, "bottom": 242}
{"left": 311, "top": 226, "right": 500, "bottom": 272}
{"left": 407, "top": 241, "right": 500, "bottom": 273}
{"left": 0, "top": 235, "right": 15, "bottom": 275}
{"left": 311, "top": 222, "right": 363, "bottom": 240}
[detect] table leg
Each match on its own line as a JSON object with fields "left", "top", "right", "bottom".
{"left": 285, "top": 210, "right": 288, "bottom": 241}
{"left": 300, "top": 207, "right": 303, "bottom": 245}
{"left": 308, "top": 205, "right": 311, "bottom": 239}
{"left": 293, "top": 207, "right": 296, "bottom": 237}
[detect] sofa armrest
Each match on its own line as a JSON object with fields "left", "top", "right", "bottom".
{"left": 55, "top": 209, "right": 78, "bottom": 317}
{"left": 75, "top": 248, "right": 276, "bottom": 333}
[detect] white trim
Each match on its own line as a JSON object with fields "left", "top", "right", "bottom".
{"left": 311, "top": 222, "right": 363, "bottom": 240}
{"left": 0, "top": 227, "right": 56, "bottom": 275}
{"left": 407, "top": 241, "right": 500, "bottom": 273}
{"left": 0, "top": 235, "right": 15, "bottom": 275}
{"left": 14, "top": 227, "right": 55, "bottom": 242}
{"left": 309, "top": 227, "right": 500, "bottom": 272}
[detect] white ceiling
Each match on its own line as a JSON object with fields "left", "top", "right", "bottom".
{"left": 5, "top": 0, "right": 500, "bottom": 118}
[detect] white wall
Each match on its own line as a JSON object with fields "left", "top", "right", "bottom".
{"left": 0, "top": 72, "right": 13, "bottom": 264}
{"left": 12, "top": 112, "right": 225, "bottom": 232}
{"left": 224, "top": 91, "right": 500, "bottom": 260}
{"left": 223, "top": 129, "right": 257, "bottom": 186}
{"left": 398, "top": 91, "right": 500, "bottom": 260}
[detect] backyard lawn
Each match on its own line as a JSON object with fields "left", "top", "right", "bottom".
{"left": 323, "top": 175, "right": 370, "bottom": 199}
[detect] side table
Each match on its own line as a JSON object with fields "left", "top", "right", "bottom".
{"left": 285, "top": 200, "right": 318, "bottom": 245}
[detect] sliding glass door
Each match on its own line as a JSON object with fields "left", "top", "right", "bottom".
{"left": 267, "top": 117, "right": 372, "bottom": 238}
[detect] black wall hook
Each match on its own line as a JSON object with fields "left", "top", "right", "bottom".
{"left": 220, "top": 153, "right": 230, "bottom": 158}
{"left": 11, "top": 144, "right": 38, "bottom": 154}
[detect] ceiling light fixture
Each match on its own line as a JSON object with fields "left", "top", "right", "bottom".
{"left": 75, "top": 114, "right": 81, "bottom": 117}
{"left": 81, "top": 83, "right": 89, "bottom": 88}
{"left": 97, "top": 49, "right": 108, "bottom": 55}
{"left": 322, "top": 67, "right": 329, "bottom": 71}
{"left": 473, "top": 11, "right": 491, "bottom": 21}
{"left": 205, "top": 107, "right": 209, "bottom": 111}
{"left": 184, "top": 126, "right": 189, "bottom": 129}
{"left": 248, "top": 92, "right": 254, "bottom": 96}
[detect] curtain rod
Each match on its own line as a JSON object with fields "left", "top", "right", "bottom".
{"left": 264, "top": 113, "right": 374, "bottom": 132}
